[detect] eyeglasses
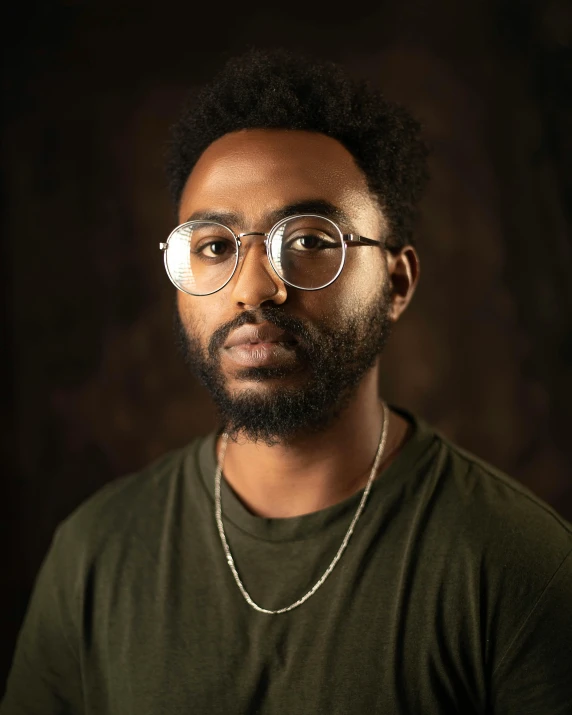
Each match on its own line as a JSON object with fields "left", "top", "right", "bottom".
{"left": 159, "top": 213, "right": 383, "bottom": 296}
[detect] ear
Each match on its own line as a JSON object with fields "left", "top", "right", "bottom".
{"left": 386, "top": 246, "right": 420, "bottom": 322}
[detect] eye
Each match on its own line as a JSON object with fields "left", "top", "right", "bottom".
{"left": 285, "top": 233, "right": 335, "bottom": 251}
{"left": 298, "top": 235, "right": 320, "bottom": 250}
{"left": 203, "top": 241, "right": 230, "bottom": 257}
{"left": 192, "top": 239, "right": 236, "bottom": 259}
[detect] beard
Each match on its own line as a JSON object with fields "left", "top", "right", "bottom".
{"left": 174, "top": 284, "right": 392, "bottom": 446}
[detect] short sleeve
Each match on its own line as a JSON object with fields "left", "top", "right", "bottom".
{"left": 1, "top": 525, "right": 84, "bottom": 715}
{"left": 491, "top": 549, "right": 572, "bottom": 715}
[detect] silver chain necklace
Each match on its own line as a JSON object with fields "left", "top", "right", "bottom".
{"left": 214, "top": 402, "right": 389, "bottom": 615}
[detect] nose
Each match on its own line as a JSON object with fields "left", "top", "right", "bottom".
{"left": 229, "top": 237, "right": 288, "bottom": 308}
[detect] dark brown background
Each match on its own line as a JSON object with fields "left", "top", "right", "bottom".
{"left": 2, "top": 0, "right": 571, "bottom": 691}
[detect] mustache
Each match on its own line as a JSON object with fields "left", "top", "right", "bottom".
{"left": 207, "top": 306, "right": 317, "bottom": 361}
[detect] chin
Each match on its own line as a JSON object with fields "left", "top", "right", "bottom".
{"left": 227, "top": 364, "right": 306, "bottom": 385}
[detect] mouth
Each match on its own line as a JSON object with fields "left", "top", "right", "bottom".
{"left": 223, "top": 340, "right": 298, "bottom": 368}
{"left": 221, "top": 321, "right": 302, "bottom": 371}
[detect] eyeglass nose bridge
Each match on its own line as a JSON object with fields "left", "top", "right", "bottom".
{"left": 236, "top": 231, "right": 270, "bottom": 244}
{"left": 233, "top": 231, "right": 276, "bottom": 284}
{"left": 234, "top": 231, "right": 273, "bottom": 261}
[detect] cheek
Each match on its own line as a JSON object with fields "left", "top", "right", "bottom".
{"left": 298, "top": 250, "right": 387, "bottom": 322}
{"left": 177, "top": 293, "right": 211, "bottom": 341}
{"left": 338, "top": 249, "right": 387, "bottom": 306}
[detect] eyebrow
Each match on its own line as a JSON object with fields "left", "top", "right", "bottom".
{"left": 185, "top": 200, "right": 356, "bottom": 232}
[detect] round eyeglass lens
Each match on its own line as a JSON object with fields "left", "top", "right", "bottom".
{"left": 165, "top": 221, "right": 238, "bottom": 296}
{"left": 268, "top": 215, "right": 345, "bottom": 290}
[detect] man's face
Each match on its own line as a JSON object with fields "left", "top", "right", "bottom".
{"left": 175, "top": 129, "right": 397, "bottom": 445}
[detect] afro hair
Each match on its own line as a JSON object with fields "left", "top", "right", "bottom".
{"left": 167, "top": 49, "right": 428, "bottom": 249}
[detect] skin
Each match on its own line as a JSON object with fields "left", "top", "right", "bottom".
{"left": 177, "top": 128, "right": 419, "bottom": 518}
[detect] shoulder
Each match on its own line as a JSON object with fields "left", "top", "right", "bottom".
{"left": 401, "top": 410, "right": 571, "bottom": 547}
{"left": 424, "top": 425, "right": 572, "bottom": 592}
{"left": 439, "top": 432, "right": 571, "bottom": 541}
{"left": 53, "top": 436, "right": 209, "bottom": 562}
{"left": 404, "top": 420, "right": 572, "bottom": 671}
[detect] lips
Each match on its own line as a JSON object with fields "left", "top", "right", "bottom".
{"left": 223, "top": 322, "right": 298, "bottom": 369}
{"left": 224, "top": 323, "right": 297, "bottom": 349}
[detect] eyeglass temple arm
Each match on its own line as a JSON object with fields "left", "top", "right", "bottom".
{"left": 343, "top": 234, "right": 383, "bottom": 247}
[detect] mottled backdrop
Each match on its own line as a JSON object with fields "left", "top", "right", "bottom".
{"left": 2, "top": 0, "right": 571, "bottom": 688}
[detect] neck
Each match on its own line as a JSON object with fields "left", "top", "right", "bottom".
{"left": 216, "top": 369, "right": 411, "bottom": 518}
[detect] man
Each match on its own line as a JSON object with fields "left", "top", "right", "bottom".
{"left": 2, "top": 50, "right": 571, "bottom": 714}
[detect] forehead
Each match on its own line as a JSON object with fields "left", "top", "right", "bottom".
{"left": 178, "top": 129, "right": 381, "bottom": 230}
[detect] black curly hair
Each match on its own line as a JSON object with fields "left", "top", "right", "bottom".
{"left": 167, "top": 49, "right": 428, "bottom": 249}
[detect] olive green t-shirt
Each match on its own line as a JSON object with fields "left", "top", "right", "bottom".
{"left": 2, "top": 411, "right": 572, "bottom": 714}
